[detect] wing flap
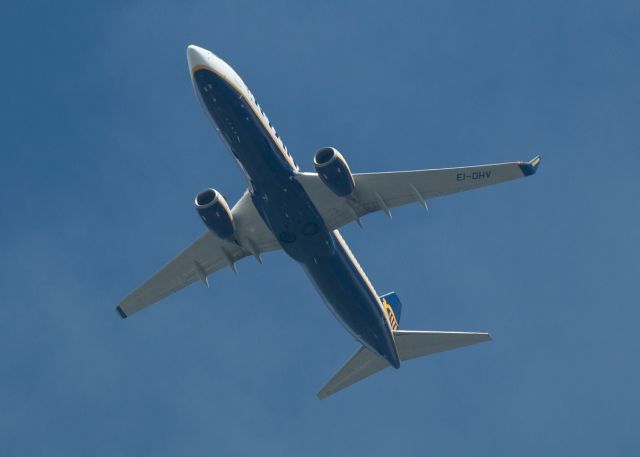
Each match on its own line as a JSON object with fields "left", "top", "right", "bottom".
{"left": 116, "top": 231, "right": 239, "bottom": 317}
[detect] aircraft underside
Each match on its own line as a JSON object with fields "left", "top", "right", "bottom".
{"left": 192, "top": 66, "right": 400, "bottom": 367}
{"left": 115, "top": 45, "right": 540, "bottom": 399}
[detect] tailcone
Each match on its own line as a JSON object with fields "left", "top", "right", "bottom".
{"left": 387, "top": 351, "right": 401, "bottom": 369}
{"left": 384, "top": 335, "right": 401, "bottom": 369}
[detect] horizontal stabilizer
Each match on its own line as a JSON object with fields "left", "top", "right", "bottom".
{"left": 394, "top": 330, "right": 491, "bottom": 361}
{"left": 317, "top": 330, "right": 490, "bottom": 400}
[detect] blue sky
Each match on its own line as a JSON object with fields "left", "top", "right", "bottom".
{"left": 1, "top": 0, "right": 639, "bottom": 455}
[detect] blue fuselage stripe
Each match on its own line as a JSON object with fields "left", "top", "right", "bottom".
{"left": 193, "top": 69, "right": 399, "bottom": 367}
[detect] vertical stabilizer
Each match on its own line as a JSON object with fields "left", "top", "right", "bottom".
{"left": 379, "top": 292, "right": 402, "bottom": 330}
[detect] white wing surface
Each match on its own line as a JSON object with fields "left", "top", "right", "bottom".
{"left": 116, "top": 191, "right": 280, "bottom": 318}
{"left": 298, "top": 156, "right": 541, "bottom": 230}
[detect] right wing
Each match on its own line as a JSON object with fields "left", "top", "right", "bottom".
{"left": 116, "top": 191, "right": 280, "bottom": 318}
{"left": 298, "top": 156, "right": 541, "bottom": 230}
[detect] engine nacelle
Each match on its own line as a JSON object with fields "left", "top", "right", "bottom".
{"left": 194, "top": 188, "right": 235, "bottom": 239}
{"left": 313, "top": 147, "right": 355, "bottom": 197}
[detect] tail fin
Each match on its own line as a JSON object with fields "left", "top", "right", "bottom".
{"left": 317, "top": 330, "right": 491, "bottom": 400}
{"left": 380, "top": 292, "right": 402, "bottom": 330}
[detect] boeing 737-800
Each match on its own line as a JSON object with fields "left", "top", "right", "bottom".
{"left": 116, "top": 45, "right": 540, "bottom": 399}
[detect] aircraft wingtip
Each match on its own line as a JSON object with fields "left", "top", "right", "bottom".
{"left": 116, "top": 305, "right": 128, "bottom": 319}
{"left": 519, "top": 155, "right": 541, "bottom": 176}
{"left": 316, "top": 390, "right": 330, "bottom": 400}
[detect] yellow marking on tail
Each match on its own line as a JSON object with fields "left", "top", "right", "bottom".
{"left": 382, "top": 298, "right": 399, "bottom": 330}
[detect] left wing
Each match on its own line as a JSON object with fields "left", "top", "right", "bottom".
{"left": 297, "top": 156, "right": 541, "bottom": 230}
{"left": 116, "top": 191, "right": 280, "bottom": 318}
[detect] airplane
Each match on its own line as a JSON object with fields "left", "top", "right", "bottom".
{"left": 116, "top": 44, "right": 541, "bottom": 399}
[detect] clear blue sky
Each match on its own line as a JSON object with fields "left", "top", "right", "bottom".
{"left": 1, "top": 1, "right": 639, "bottom": 455}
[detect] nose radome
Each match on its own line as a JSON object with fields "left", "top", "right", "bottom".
{"left": 187, "top": 44, "right": 210, "bottom": 69}
{"left": 185, "top": 45, "right": 247, "bottom": 93}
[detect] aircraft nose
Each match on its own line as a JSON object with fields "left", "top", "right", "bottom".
{"left": 187, "top": 44, "right": 209, "bottom": 70}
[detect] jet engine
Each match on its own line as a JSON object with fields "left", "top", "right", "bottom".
{"left": 313, "top": 147, "right": 355, "bottom": 197}
{"left": 194, "top": 188, "right": 235, "bottom": 239}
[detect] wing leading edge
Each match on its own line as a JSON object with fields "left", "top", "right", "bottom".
{"left": 116, "top": 191, "right": 280, "bottom": 318}
{"left": 297, "top": 156, "right": 541, "bottom": 230}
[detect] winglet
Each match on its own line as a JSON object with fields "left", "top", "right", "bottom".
{"left": 519, "top": 155, "right": 542, "bottom": 176}
{"left": 116, "top": 305, "right": 128, "bottom": 319}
